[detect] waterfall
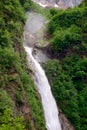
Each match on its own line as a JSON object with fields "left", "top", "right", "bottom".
{"left": 24, "top": 11, "right": 62, "bottom": 130}
{"left": 24, "top": 46, "right": 62, "bottom": 130}
{"left": 23, "top": 0, "right": 83, "bottom": 128}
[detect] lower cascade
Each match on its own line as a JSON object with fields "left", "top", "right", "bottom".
{"left": 24, "top": 46, "right": 62, "bottom": 130}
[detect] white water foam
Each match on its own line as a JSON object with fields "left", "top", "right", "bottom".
{"left": 24, "top": 46, "right": 62, "bottom": 130}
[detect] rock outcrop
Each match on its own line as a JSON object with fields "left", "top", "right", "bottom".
{"left": 33, "top": 0, "right": 83, "bottom": 8}
{"left": 58, "top": 0, "right": 83, "bottom": 8}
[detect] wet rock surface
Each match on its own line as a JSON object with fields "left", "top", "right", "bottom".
{"left": 24, "top": 12, "right": 49, "bottom": 63}
{"left": 59, "top": 110, "right": 75, "bottom": 130}
{"left": 32, "top": 48, "right": 49, "bottom": 63}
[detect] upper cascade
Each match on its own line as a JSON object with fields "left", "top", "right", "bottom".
{"left": 32, "top": 0, "right": 83, "bottom": 8}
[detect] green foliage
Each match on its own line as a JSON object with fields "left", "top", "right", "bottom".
{"left": 48, "top": 6, "right": 87, "bottom": 35}
{"left": 0, "top": 0, "right": 25, "bottom": 48}
{"left": 44, "top": 56, "right": 87, "bottom": 130}
{"left": 15, "top": 89, "right": 24, "bottom": 106}
{"left": 0, "top": 48, "right": 19, "bottom": 71}
{"left": 0, "top": 29, "right": 12, "bottom": 48}
{"left": 0, "top": 0, "right": 25, "bottom": 22}
{"left": 20, "top": 0, "right": 44, "bottom": 13}
{"left": 0, "top": 90, "right": 13, "bottom": 111}
{"left": 44, "top": 60, "right": 80, "bottom": 129}
{"left": 80, "top": 0, "right": 87, "bottom": 7}
{"left": 51, "top": 25, "right": 82, "bottom": 52}
{"left": 79, "top": 87, "right": 87, "bottom": 130}
{"left": 46, "top": 3, "right": 87, "bottom": 129}
{"left": 0, "top": 0, "right": 46, "bottom": 130}
{"left": 20, "top": 0, "right": 33, "bottom": 10}
{"left": 50, "top": 8, "right": 61, "bottom": 16}
{"left": 48, "top": 2, "right": 87, "bottom": 56}
{"left": 0, "top": 108, "right": 25, "bottom": 130}
{"left": 80, "top": 42, "right": 87, "bottom": 53}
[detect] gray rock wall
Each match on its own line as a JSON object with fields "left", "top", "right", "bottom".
{"left": 33, "top": 0, "right": 83, "bottom": 8}
{"left": 58, "top": 0, "right": 83, "bottom": 8}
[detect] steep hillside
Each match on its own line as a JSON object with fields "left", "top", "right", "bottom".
{"left": 0, "top": 0, "right": 86, "bottom": 130}
{"left": 44, "top": 0, "right": 87, "bottom": 130}
{"left": 0, "top": 0, "right": 46, "bottom": 130}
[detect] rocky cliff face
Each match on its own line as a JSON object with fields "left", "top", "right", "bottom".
{"left": 33, "top": 0, "right": 83, "bottom": 8}
{"left": 58, "top": 0, "right": 83, "bottom": 8}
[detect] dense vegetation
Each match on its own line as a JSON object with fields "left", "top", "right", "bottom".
{"left": 44, "top": 1, "right": 87, "bottom": 130}
{"left": 0, "top": 0, "right": 46, "bottom": 130}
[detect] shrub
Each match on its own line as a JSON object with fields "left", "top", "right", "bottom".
{"left": 51, "top": 25, "right": 82, "bottom": 52}
{"left": 0, "top": 108, "right": 25, "bottom": 130}
{"left": 0, "top": 90, "right": 13, "bottom": 111}
{"left": 0, "top": 48, "right": 19, "bottom": 71}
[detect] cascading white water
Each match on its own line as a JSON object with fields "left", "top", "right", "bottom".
{"left": 24, "top": 46, "right": 62, "bottom": 130}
